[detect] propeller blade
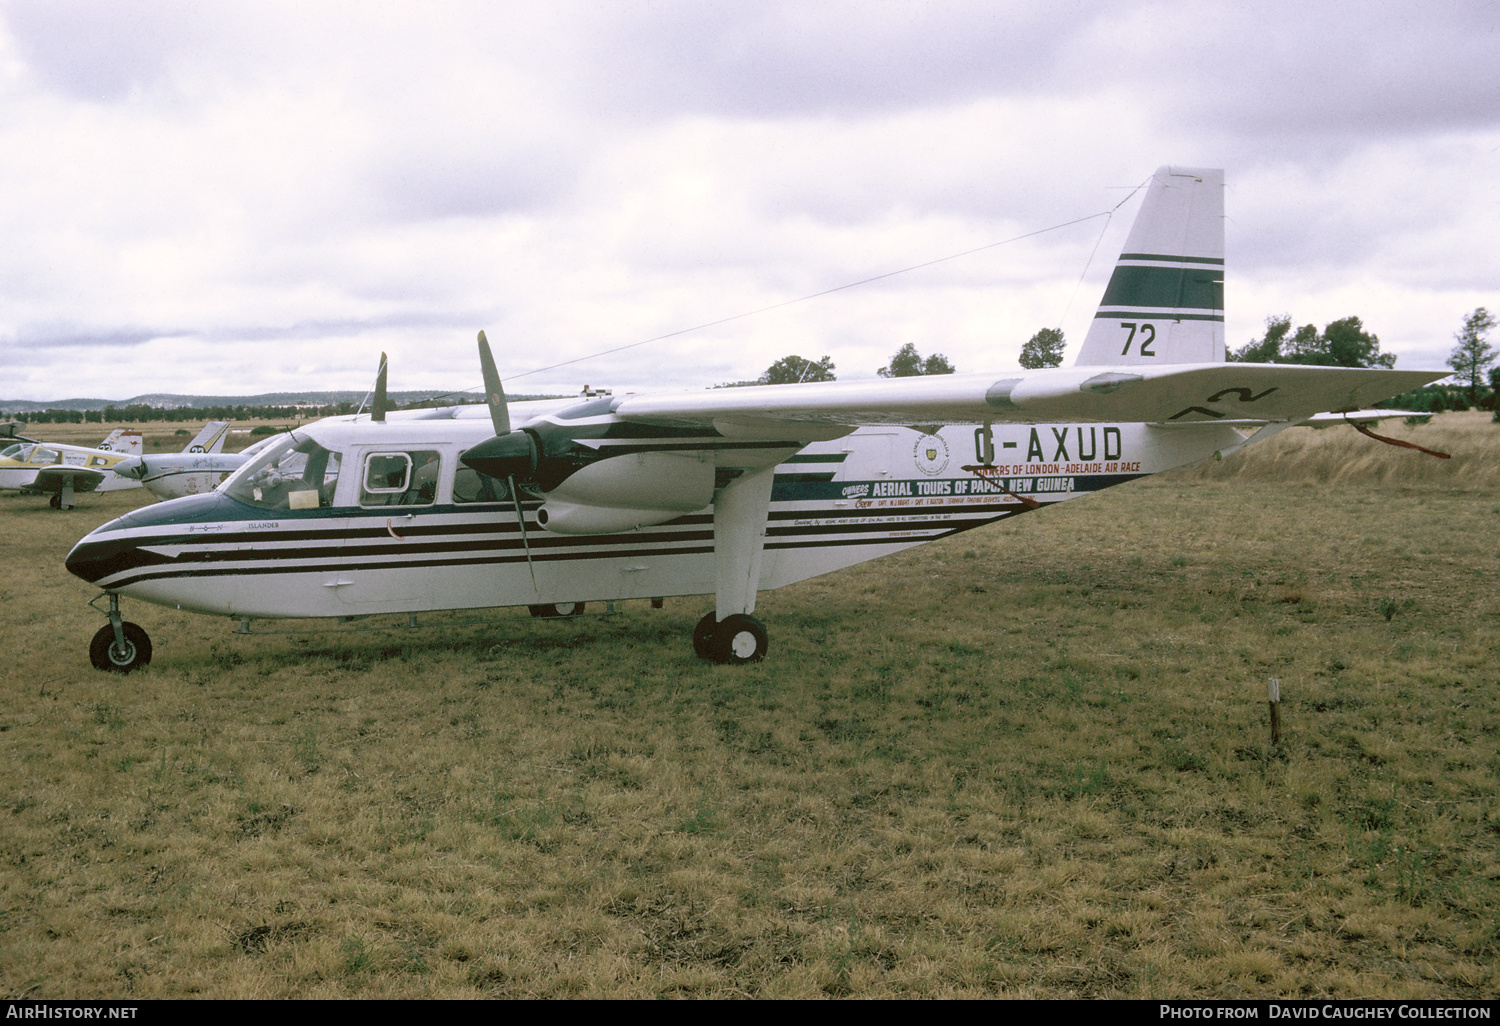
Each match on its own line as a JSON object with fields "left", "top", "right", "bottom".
{"left": 509, "top": 475, "right": 538, "bottom": 591}
{"left": 372, "top": 352, "right": 389, "bottom": 422}
{"left": 478, "top": 332, "right": 535, "bottom": 590}
{"left": 477, "top": 330, "right": 510, "bottom": 436}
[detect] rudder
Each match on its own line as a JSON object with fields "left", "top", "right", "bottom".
{"left": 1074, "top": 166, "right": 1224, "bottom": 367}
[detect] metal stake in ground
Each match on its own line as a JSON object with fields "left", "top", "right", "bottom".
{"left": 1268, "top": 677, "right": 1282, "bottom": 746}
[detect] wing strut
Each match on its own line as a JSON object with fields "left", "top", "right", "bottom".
{"left": 1349, "top": 420, "right": 1450, "bottom": 460}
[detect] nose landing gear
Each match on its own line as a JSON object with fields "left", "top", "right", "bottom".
{"left": 87, "top": 594, "right": 152, "bottom": 673}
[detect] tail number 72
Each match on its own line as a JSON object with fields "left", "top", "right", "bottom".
{"left": 1120, "top": 322, "right": 1156, "bottom": 357}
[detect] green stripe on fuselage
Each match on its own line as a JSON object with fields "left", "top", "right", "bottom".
{"left": 1099, "top": 264, "right": 1223, "bottom": 312}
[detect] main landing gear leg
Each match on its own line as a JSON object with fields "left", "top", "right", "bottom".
{"left": 88, "top": 593, "right": 152, "bottom": 673}
{"left": 696, "top": 467, "right": 773, "bottom": 664}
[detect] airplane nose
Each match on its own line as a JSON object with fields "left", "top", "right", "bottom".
{"left": 64, "top": 493, "right": 226, "bottom": 587}
{"left": 66, "top": 527, "right": 169, "bottom": 585}
{"left": 113, "top": 456, "right": 144, "bottom": 479}
{"left": 65, "top": 533, "right": 113, "bottom": 584}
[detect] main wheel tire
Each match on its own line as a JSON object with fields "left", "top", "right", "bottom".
{"left": 710, "top": 613, "right": 768, "bottom": 665}
{"left": 89, "top": 622, "right": 152, "bottom": 673}
{"left": 531, "top": 602, "right": 585, "bottom": 618}
{"left": 49, "top": 494, "right": 62, "bottom": 509}
{"left": 691, "top": 612, "right": 718, "bottom": 660}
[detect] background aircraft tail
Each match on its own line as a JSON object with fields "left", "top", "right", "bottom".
{"left": 182, "top": 421, "right": 231, "bottom": 453}
{"left": 1073, "top": 166, "right": 1224, "bottom": 367}
{"left": 97, "top": 429, "right": 144, "bottom": 456}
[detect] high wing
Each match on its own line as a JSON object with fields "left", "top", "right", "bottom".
{"left": 610, "top": 363, "right": 1443, "bottom": 440}
{"left": 613, "top": 166, "right": 1443, "bottom": 436}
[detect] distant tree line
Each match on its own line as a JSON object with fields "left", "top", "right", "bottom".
{"left": 1231, "top": 308, "right": 1497, "bottom": 419}
{"left": 7, "top": 395, "right": 500, "bottom": 425}
{"left": 716, "top": 353, "right": 837, "bottom": 389}
{"left": 717, "top": 343, "right": 962, "bottom": 389}
{"left": 1229, "top": 314, "right": 1396, "bottom": 368}
{"left": 877, "top": 343, "right": 954, "bottom": 377}
{"left": 11, "top": 402, "right": 360, "bottom": 425}
{"left": 1382, "top": 374, "right": 1500, "bottom": 415}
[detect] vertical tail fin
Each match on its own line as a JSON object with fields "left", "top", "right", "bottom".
{"left": 1073, "top": 166, "right": 1224, "bottom": 367}
{"left": 181, "top": 421, "right": 231, "bottom": 454}
{"left": 96, "top": 428, "right": 143, "bottom": 456}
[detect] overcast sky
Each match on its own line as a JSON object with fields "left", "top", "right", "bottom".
{"left": 1, "top": 1, "right": 1495, "bottom": 401}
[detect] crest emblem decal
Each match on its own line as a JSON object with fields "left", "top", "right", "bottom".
{"left": 913, "top": 433, "right": 949, "bottom": 476}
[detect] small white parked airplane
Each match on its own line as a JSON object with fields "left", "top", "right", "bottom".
{"left": 66, "top": 167, "right": 1446, "bottom": 671}
{"left": 0, "top": 428, "right": 144, "bottom": 508}
{"left": 0, "top": 422, "right": 242, "bottom": 508}
{"left": 109, "top": 421, "right": 249, "bottom": 501}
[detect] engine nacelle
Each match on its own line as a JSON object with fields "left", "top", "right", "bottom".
{"left": 537, "top": 451, "right": 713, "bottom": 535}
{"left": 536, "top": 502, "right": 687, "bottom": 534}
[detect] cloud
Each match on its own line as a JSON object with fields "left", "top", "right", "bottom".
{"left": 0, "top": 2, "right": 1494, "bottom": 400}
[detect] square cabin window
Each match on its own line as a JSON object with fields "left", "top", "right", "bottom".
{"left": 360, "top": 450, "right": 441, "bottom": 506}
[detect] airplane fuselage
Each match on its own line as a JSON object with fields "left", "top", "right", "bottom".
{"left": 65, "top": 404, "right": 1243, "bottom": 620}
{"left": 0, "top": 441, "right": 142, "bottom": 496}
{"left": 121, "top": 452, "right": 248, "bottom": 500}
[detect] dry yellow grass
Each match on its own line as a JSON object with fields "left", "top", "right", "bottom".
{"left": 1185, "top": 410, "right": 1498, "bottom": 487}
{"left": 0, "top": 410, "right": 1496, "bottom": 998}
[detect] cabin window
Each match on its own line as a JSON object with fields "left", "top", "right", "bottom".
{"left": 360, "top": 450, "right": 441, "bottom": 506}
{"left": 452, "top": 465, "right": 511, "bottom": 504}
{"left": 222, "top": 435, "right": 342, "bottom": 510}
{"left": 363, "top": 453, "right": 411, "bottom": 494}
{"left": 30, "top": 448, "right": 60, "bottom": 465}
{"left": 0, "top": 444, "right": 28, "bottom": 460}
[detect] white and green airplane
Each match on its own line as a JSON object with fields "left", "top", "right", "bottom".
{"left": 67, "top": 167, "right": 1447, "bottom": 671}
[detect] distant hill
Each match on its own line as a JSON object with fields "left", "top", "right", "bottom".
{"left": 0, "top": 391, "right": 559, "bottom": 414}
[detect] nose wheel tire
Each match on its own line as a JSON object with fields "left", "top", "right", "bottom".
{"left": 529, "top": 602, "right": 585, "bottom": 618}
{"left": 692, "top": 612, "right": 719, "bottom": 659}
{"left": 703, "top": 613, "right": 768, "bottom": 665}
{"left": 89, "top": 622, "right": 153, "bottom": 673}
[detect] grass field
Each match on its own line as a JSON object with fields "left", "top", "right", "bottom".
{"left": 1, "top": 413, "right": 1496, "bottom": 998}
